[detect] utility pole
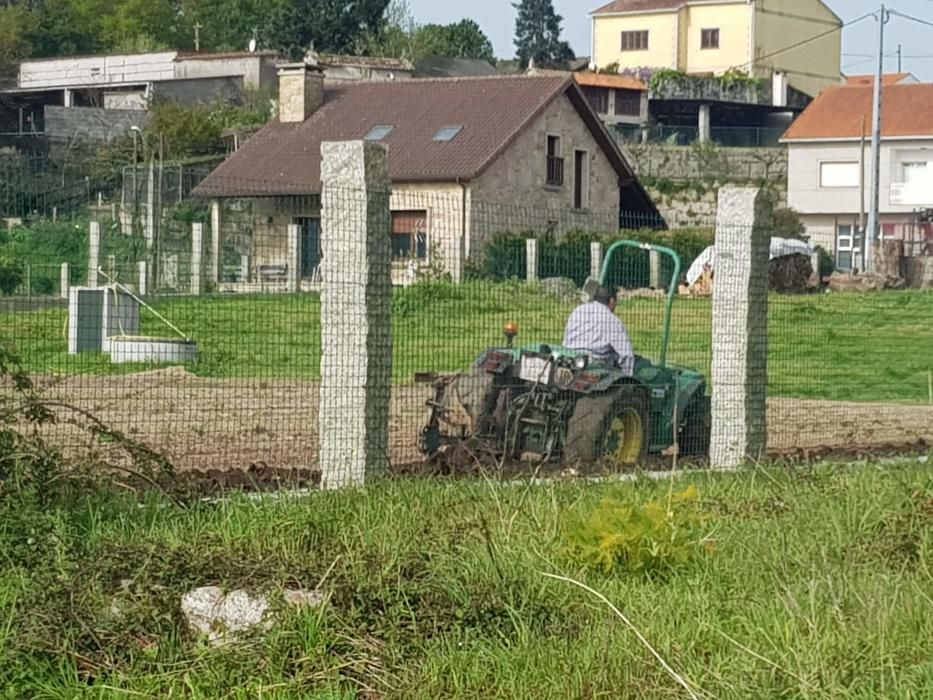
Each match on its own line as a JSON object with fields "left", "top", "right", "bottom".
{"left": 194, "top": 23, "right": 202, "bottom": 52}
{"left": 897, "top": 44, "right": 902, "bottom": 73}
{"left": 866, "top": 5, "right": 889, "bottom": 274}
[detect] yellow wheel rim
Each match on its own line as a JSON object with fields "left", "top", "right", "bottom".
{"left": 603, "top": 408, "right": 644, "bottom": 464}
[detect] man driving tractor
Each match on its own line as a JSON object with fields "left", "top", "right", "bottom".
{"left": 562, "top": 285, "right": 635, "bottom": 376}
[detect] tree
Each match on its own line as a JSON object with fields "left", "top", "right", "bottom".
{"left": 513, "top": 0, "right": 574, "bottom": 68}
{"left": 265, "top": 0, "right": 391, "bottom": 59}
{"left": 361, "top": 2, "right": 494, "bottom": 63}
{"left": 0, "top": 5, "right": 36, "bottom": 80}
{"left": 416, "top": 20, "right": 494, "bottom": 61}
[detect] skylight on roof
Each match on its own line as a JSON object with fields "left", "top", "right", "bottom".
{"left": 433, "top": 125, "right": 463, "bottom": 142}
{"left": 364, "top": 125, "right": 394, "bottom": 141}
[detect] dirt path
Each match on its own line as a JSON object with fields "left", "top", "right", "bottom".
{"left": 26, "top": 369, "right": 933, "bottom": 473}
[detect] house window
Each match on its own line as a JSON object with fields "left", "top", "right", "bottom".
{"left": 433, "top": 125, "right": 463, "bottom": 142}
{"left": 582, "top": 86, "right": 609, "bottom": 114}
{"left": 701, "top": 28, "right": 720, "bottom": 50}
{"left": 903, "top": 161, "right": 929, "bottom": 183}
{"left": 391, "top": 210, "right": 427, "bottom": 259}
{"left": 835, "top": 224, "right": 862, "bottom": 272}
{"left": 364, "top": 125, "right": 394, "bottom": 141}
{"left": 546, "top": 135, "right": 564, "bottom": 186}
{"left": 573, "top": 150, "right": 589, "bottom": 210}
{"left": 820, "top": 162, "right": 859, "bottom": 188}
{"left": 620, "top": 31, "right": 649, "bottom": 51}
{"left": 615, "top": 90, "right": 641, "bottom": 117}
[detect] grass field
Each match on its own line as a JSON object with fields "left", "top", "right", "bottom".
{"left": 2, "top": 283, "right": 933, "bottom": 403}
{"left": 2, "top": 463, "right": 932, "bottom": 698}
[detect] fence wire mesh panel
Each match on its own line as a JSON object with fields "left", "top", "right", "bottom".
{"left": 2, "top": 179, "right": 933, "bottom": 480}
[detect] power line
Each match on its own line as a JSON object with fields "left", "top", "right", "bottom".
{"left": 889, "top": 9, "right": 933, "bottom": 30}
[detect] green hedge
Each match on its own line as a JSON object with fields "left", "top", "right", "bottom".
{"left": 470, "top": 228, "right": 715, "bottom": 288}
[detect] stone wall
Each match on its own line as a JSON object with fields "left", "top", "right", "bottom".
{"left": 621, "top": 144, "right": 788, "bottom": 181}
{"left": 646, "top": 180, "right": 788, "bottom": 228}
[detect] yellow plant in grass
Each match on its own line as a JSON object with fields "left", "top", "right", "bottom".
{"left": 566, "top": 485, "right": 711, "bottom": 576}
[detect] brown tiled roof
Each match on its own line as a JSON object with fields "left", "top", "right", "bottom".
{"left": 194, "top": 75, "right": 639, "bottom": 198}
{"left": 844, "top": 73, "right": 913, "bottom": 87}
{"left": 591, "top": 0, "right": 687, "bottom": 14}
{"left": 782, "top": 84, "right": 933, "bottom": 141}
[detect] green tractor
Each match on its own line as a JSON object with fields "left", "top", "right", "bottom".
{"left": 419, "top": 241, "right": 711, "bottom": 467}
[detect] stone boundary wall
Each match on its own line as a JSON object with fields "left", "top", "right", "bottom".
{"left": 621, "top": 144, "right": 788, "bottom": 182}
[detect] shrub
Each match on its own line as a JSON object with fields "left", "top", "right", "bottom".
{"left": 0, "top": 253, "right": 23, "bottom": 295}
{"left": 565, "top": 485, "right": 711, "bottom": 577}
{"left": 469, "top": 228, "right": 714, "bottom": 288}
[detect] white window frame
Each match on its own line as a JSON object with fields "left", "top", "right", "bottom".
{"left": 819, "top": 161, "right": 860, "bottom": 189}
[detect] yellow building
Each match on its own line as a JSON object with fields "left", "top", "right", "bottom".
{"left": 591, "top": 0, "right": 842, "bottom": 98}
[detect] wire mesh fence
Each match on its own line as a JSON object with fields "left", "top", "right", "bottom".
{"left": 1, "top": 187, "right": 933, "bottom": 481}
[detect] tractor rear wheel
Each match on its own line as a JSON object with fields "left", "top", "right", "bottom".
{"left": 565, "top": 385, "right": 649, "bottom": 466}
{"left": 679, "top": 394, "right": 711, "bottom": 456}
{"left": 456, "top": 366, "right": 500, "bottom": 436}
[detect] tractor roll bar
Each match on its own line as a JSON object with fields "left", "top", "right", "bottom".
{"left": 599, "top": 241, "right": 682, "bottom": 369}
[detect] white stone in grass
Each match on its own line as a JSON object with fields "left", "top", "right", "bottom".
{"left": 181, "top": 586, "right": 326, "bottom": 645}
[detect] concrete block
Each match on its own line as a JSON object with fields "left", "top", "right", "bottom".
{"left": 319, "top": 140, "right": 392, "bottom": 490}
{"left": 710, "top": 187, "right": 772, "bottom": 469}
{"left": 67, "top": 286, "right": 140, "bottom": 355}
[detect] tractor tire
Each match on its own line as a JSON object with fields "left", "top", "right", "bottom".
{"left": 680, "top": 394, "right": 711, "bottom": 457}
{"left": 564, "top": 385, "right": 649, "bottom": 466}
{"left": 455, "top": 366, "right": 500, "bottom": 435}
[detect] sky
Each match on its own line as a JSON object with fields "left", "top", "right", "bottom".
{"left": 406, "top": 0, "right": 933, "bottom": 81}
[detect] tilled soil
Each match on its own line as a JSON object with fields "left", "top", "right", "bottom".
{"left": 23, "top": 369, "right": 933, "bottom": 486}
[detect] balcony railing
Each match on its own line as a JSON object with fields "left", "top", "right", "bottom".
{"left": 546, "top": 156, "right": 564, "bottom": 186}
{"left": 890, "top": 182, "right": 933, "bottom": 207}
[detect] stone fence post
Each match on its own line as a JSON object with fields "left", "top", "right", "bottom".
{"left": 710, "top": 187, "right": 772, "bottom": 469}
{"left": 590, "top": 242, "right": 603, "bottom": 281}
{"left": 88, "top": 222, "right": 100, "bottom": 288}
{"left": 138, "top": 261, "right": 148, "bottom": 296}
{"left": 190, "top": 223, "right": 204, "bottom": 296}
{"left": 287, "top": 224, "right": 301, "bottom": 293}
{"left": 319, "top": 141, "right": 392, "bottom": 490}
{"left": 60, "top": 263, "right": 70, "bottom": 300}
{"left": 526, "top": 239, "right": 538, "bottom": 283}
{"left": 210, "top": 200, "right": 222, "bottom": 286}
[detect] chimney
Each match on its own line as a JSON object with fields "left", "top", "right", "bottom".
{"left": 277, "top": 61, "right": 324, "bottom": 123}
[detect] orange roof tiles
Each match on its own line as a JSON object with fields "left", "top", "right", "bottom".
{"left": 782, "top": 84, "right": 933, "bottom": 141}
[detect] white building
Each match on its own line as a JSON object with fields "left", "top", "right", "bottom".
{"left": 782, "top": 80, "right": 933, "bottom": 270}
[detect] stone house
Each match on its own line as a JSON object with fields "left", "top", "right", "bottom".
{"left": 193, "top": 63, "right": 658, "bottom": 284}
{"left": 782, "top": 81, "right": 933, "bottom": 272}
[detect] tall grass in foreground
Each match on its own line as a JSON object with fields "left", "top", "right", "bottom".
{"left": 1, "top": 463, "right": 932, "bottom": 698}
